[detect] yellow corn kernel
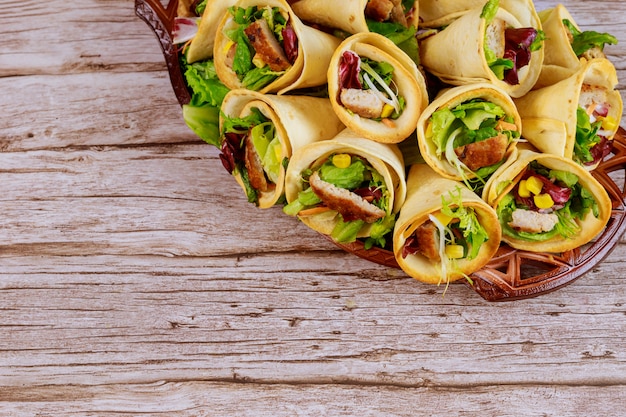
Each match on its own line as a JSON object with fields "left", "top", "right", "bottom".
{"left": 534, "top": 193, "right": 554, "bottom": 209}
{"left": 517, "top": 179, "right": 531, "bottom": 198}
{"left": 600, "top": 115, "right": 618, "bottom": 132}
{"left": 332, "top": 153, "right": 352, "bottom": 169}
{"left": 380, "top": 103, "right": 395, "bottom": 118}
{"left": 425, "top": 122, "right": 433, "bottom": 139}
{"left": 223, "top": 40, "right": 234, "bottom": 54}
{"left": 526, "top": 176, "right": 544, "bottom": 195}
{"left": 445, "top": 244, "right": 465, "bottom": 259}
{"left": 252, "top": 54, "right": 266, "bottom": 68}
{"left": 433, "top": 211, "right": 454, "bottom": 226}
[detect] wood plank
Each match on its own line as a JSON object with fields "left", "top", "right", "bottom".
{"left": 0, "top": 382, "right": 625, "bottom": 416}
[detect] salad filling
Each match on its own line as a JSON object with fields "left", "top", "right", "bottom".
{"left": 562, "top": 19, "right": 618, "bottom": 60}
{"left": 426, "top": 98, "right": 520, "bottom": 190}
{"left": 481, "top": 0, "right": 544, "bottom": 85}
{"left": 365, "top": 0, "right": 419, "bottom": 64}
{"left": 283, "top": 153, "right": 395, "bottom": 248}
{"left": 496, "top": 162, "right": 599, "bottom": 242}
{"left": 223, "top": 5, "right": 298, "bottom": 91}
{"left": 220, "top": 107, "right": 286, "bottom": 205}
{"left": 338, "top": 51, "right": 406, "bottom": 123}
{"left": 401, "top": 188, "right": 489, "bottom": 284}
{"left": 575, "top": 84, "right": 618, "bottom": 167}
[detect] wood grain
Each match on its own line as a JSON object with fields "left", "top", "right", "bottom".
{"left": 1, "top": 0, "right": 625, "bottom": 415}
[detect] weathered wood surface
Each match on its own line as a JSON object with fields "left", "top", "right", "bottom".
{"left": 1, "top": 0, "right": 625, "bottom": 415}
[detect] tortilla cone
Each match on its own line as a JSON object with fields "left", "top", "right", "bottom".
{"left": 284, "top": 129, "right": 406, "bottom": 238}
{"left": 186, "top": 0, "right": 238, "bottom": 63}
{"left": 393, "top": 164, "right": 501, "bottom": 285}
{"left": 484, "top": 149, "right": 612, "bottom": 253}
{"left": 328, "top": 32, "right": 428, "bottom": 144}
{"left": 532, "top": 4, "right": 582, "bottom": 89}
{"left": 419, "top": 3, "right": 543, "bottom": 98}
{"left": 291, "top": 0, "right": 419, "bottom": 34}
{"left": 419, "top": 0, "right": 539, "bottom": 28}
{"left": 213, "top": 0, "right": 341, "bottom": 95}
{"left": 220, "top": 89, "right": 345, "bottom": 208}
{"left": 416, "top": 82, "right": 521, "bottom": 181}
{"left": 513, "top": 58, "right": 623, "bottom": 169}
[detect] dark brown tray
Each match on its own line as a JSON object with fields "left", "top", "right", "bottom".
{"left": 135, "top": 0, "right": 626, "bottom": 301}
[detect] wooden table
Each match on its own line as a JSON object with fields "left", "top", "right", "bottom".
{"left": 2, "top": 0, "right": 625, "bottom": 415}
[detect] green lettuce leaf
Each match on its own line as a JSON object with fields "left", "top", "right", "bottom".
{"left": 574, "top": 107, "right": 602, "bottom": 164}
{"left": 318, "top": 158, "right": 367, "bottom": 190}
{"left": 563, "top": 19, "right": 618, "bottom": 57}
{"left": 440, "top": 187, "right": 489, "bottom": 260}
{"left": 182, "top": 104, "right": 221, "bottom": 147}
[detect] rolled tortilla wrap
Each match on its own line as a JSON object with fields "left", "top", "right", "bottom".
{"left": 419, "top": 0, "right": 538, "bottom": 28}
{"left": 213, "top": 0, "right": 341, "bottom": 95}
{"left": 419, "top": 0, "right": 544, "bottom": 98}
{"left": 416, "top": 83, "right": 521, "bottom": 192}
{"left": 186, "top": 0, "right": 238, "bottom": 63}
{"left": 327, "top": 32, "right": 428, "bottom": 144}
{"left": 393, "top": 164, "right": 501, "bottom": 285}
{"left": 283, "top": 129, "right": 406, "bottom": 246}
{"left": 513, "top": 58, "right": 623, "bottom": 170}
{"left": 219, "top": 89, "right": 345, "bottom": 208}
{"left": 484, "top": 148, "right": 612, "bottom": 253}
{"left": 535, "top": 4, "right": 618, "bottom": 89}
{"left": 291, "top": 0, "right": 419, "bottom": 34}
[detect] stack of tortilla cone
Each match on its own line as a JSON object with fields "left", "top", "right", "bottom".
{"left": 483, "top": 148, "right": 612, "bottom": 253}
{"left": 393, "top": 164, "right": 502, "bottom": 285}
{"left": 185, "top": 0, "right": 239, "bottom": 63}
{"left": 419, "top": 0, "right": 544, "bottom": 98}
{"left": 291, "top": 0, "right": 419, "bottom": 34}
{"left": 213, "top": 0, "right": 341, "bottom": 94}
{"left": 220, "top": 89, "right": 345, "bottom": 208}
{"left": 513, "top": 58, "right": 623, "bottom": 170}
{"left": 284, "top": 129, "right": 406, "bottom": 239}
{"left": 416, "top": 82, "right": 521, "bottom": 184}
{"left": 327, "top": 32, "right": 428, "bottom": 144}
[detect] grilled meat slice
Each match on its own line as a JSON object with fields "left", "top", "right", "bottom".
{"left": 508, "top": 209, "right": 559, "bottom": 234}
{"left": 454, "top": 133, "right": 509, "bottom": 171}
{"left": 340, "top": 88, "right": 384, "bottom": 119}
{"left": 308, "top": 171, "right": 386, "bottom": 223}
{"left": 412, "top": 222, "right": 441, "bottom": 261}
{"left": 244, "top": 19, "right": 291, "bottom": 71}
{"left": 244, "top": 135, "right": 270, "bottom": 192}
{"left": 486, "top": 18, "right": 507, "bottom": 59}
{"left": 389, "top": 0, "right": 408, "bottom": 26}
{"left": 365, "top": 0, "right": 394, "bottom": 22}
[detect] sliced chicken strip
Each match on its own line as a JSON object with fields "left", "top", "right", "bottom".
{"left": 244, "top": 19, "right": 291, "bottom": 71}
{"left": 309, "top": 170, "right": 386, "bottom": 223}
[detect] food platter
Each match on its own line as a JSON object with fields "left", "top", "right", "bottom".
{"left": 135, "top": 0, "right": 626, "bottom": 301}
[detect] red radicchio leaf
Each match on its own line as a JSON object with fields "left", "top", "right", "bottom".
{"left": 354, "top": 187, "right": 383, "bottom": 202}
{"left": 282, "top": 24, "right": 298, "bottom": 64}
{"left": 172, "top": 17, "right": 200, "bottom": 44}
{"left": 502, "top": 27, "right": 538, "bottom": 85}
{"left": 219, "top": 132, "right": 245, "bottom": 174}
{"left": 594, "top": 103, "right": 610, "bottom": 118}
{"left": 401, "top": 235, "right": 420, "bottom": 259}
{"left": 516, "top": 170, "right": 572, "bottom": 209}
{"left": 339, "top": 51, "right": 362, "bottom": 90}
{"left": 586, "top": 136, "right": 614, "bottom": 166}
